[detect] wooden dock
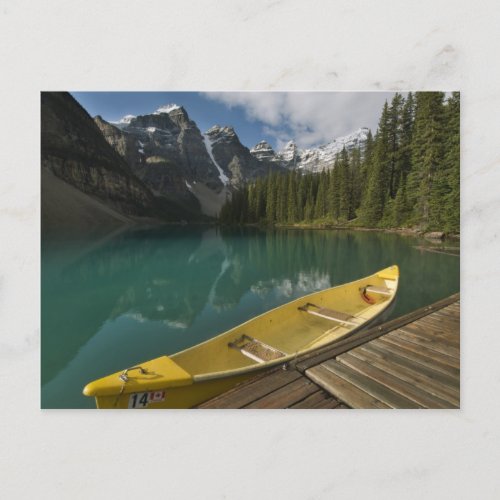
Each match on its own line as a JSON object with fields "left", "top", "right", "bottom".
{"left": 198, "top": 293, "right": 460, "bottom": 409}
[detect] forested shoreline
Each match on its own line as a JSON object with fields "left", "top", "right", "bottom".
{"left": 219, "top": 92, "right": 459, "bottom": 234}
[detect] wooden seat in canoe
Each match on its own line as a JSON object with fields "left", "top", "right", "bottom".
{"left": 364, "top": 285, "right": 392, "bottom": 296}
{"left": 298, "top": 302, "right": 359, "bottom": 326}
{"left": 228, "top": 334, "right": 287, "bottom": 363}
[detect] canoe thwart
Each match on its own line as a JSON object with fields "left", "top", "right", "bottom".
{"left": 228, "top": 334, "right": 287, "bottom": 363}
{"left": 364, "top": 285, "right": 392, "bottom": 296}
{"left": 298, "top": 302, "right": 359, "bottom": 326}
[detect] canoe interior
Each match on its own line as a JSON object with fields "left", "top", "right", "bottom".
{"left": 173, "top": 267, "right": 397, "bottom": 376}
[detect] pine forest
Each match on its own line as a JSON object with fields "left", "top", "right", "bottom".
{"left": 219, "top": 92, "right": 460, "bottom": 234}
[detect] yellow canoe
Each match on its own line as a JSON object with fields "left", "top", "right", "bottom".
{"left": 83, "top": 265, "right": 399, "bottom": 409}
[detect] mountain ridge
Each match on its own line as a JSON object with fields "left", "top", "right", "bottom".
{"left": 111, "top": 105, "right": 369, "bottom": 173}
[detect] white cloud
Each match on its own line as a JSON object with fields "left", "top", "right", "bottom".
{"left": 204, "top": 91, "right": 397, "bottom": 149}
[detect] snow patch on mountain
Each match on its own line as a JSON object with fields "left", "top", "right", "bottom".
{"left": 111, "top": 114, "right": 136, "bottom": 125}
{"left": 203, "top": 133, "right": 229, "bottom": 185}
{"left": 279, "top": 140, "right": 298, "bottom": 163}
{"left": 154, "top": 104, "right": 181, "bottom": 114}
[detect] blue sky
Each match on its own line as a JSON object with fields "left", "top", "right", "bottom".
{"left": 72, "top": 91, "right": 396, "bottom": 150}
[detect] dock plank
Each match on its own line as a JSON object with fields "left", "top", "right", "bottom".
{"left": 289, "top": 391, "right": 342, "bottom": 409}
{"left": 244, "top": 377, "right": 319, "bottom": 409}
{"left": 360, "top": 342, "right": 459, "bottom": 389}
{"left": 376, "top": 336, "right": 460, "bottom": 376}
{"left": 320, "top": 359, "right": 421, "bottom": 408}
{"left": 338, "top": 352, "right": 454, "bottom": 408}
{"left": 399, "top": 318, "right": 460, "bottom": 344}
{"left": 348, "top": 348, "right": 459, "bottom": 407}
{"left": 198, "top": 368, "right": 302, "bottom": 409}
{"left": 379, "top": 334, "right": 459, "bottom": 369}
{"left": 394, "top": 327, "right": 460, "bottom": 358}
{"left": 417, "top": 315, "right": 461, "bottom": 334}
{"left": 307, "top": 365, "right": 390, "bottom": 409}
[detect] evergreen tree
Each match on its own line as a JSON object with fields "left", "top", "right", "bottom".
{"left": 360, "top": 101, "right": 390, "bottom": 226}
{"left": 350, "top": 147, "right": 362, "bottom": 216}
{"left": 393, "top": 173, "right": 413, "bottom": 227}
{"left": 304, "top": 181, "right": 314, "bottom": 221}
{"left": 387, "top": 93, "right": 404, "bottom": 198}
{"left": 314, "top": 171, "right": 327, "bottom": 219}
{"left": 442, "top": 92, "right": 460, "bottom": 233}
{"left": 407, "top": 91, "right": 445, "bottom": 228}
{"left": 330, "top": 154, "right": 341, "bottom": 220}
{"left": 265, "top": 172, "right": 277, "bottom": 223}
{"left": 287, "top": 171, "right": 298, "bottom": 222}
{"left": 338, "top": 147, "right": 352, "bottom": 220}
{"left": 358, "top": 130, "right": 374, "bottom": 216}
{"left": 399, "top": 92, "right": 415, "bottom": 184}
{"left": 296, "top": 172, "right": 307, "bottom": 221}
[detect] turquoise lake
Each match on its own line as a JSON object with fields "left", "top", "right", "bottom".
{"left": 41, "top": 227, "right": 459, "bottom": 408}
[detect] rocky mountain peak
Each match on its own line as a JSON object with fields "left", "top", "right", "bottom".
{"left": 205, "top": 125, "right": 237, "bottom": 142}
{"left": 153, "top": 104, "right": 182, "bottom": 115}
{"left": 248, "top": 128, "right": 369, "bottom": 172}
{"left": 251, "top": 140, "right": 274, "bottom": 151}
{"left": 279, "top": 140, "right": 298, "bottom": 163}
{"left": 250, "top": 140, "right": 276, "bottom": 161}
{"left": 111, "top": 104, "right": 192, "bottom": 132}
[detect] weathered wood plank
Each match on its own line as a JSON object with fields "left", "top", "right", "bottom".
{"left": 373, "top": 337, "right": 460, "bottom": 377}
{"left": 394, "top": 328, "right": 460, "bottom": 358}
{"left": 417, "top": 316, "right": 461, "bottom": 337}
{"left": 307, "top": 365, "right": 390, "bottom": 409}
{"left": 400, "top": 319, "right": 460, "bottom": 344}
{"left": 429, "top": 309, "right": 460, "bottom": 323}
{"left": 377, "top": 335, "right": 460, "bottom": 377}
{"left": 197, "top": 368, "right": 302, "bottom": 408}
{"left": 379, "top": 334, "right": 460, "bottom": 369}
{"left": 244, "top": 377, "right": 319, "bottom": 409}
{"left": 415, "top": 314, "right": 460, "bottom": 332}
{"left": 320, "top": 359, "right": 421, "bottom": 408}
{"left": 313, "top": 397, "right": 345, "bottom": 409}
{"left": 360, "top": 343, "right": 459, "bottom": 389}
{"left": 288, "top": 390, "right": 341, "bottom": 409}
{"left": 338, "top": 352, "right": 455, "bottom": 409}
{"left": 349, "top": 348, "right": 459, "bottom": 407}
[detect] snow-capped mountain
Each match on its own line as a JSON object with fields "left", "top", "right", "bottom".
{"left": 250, "top": 127, "right": 369, "bottom": 172}
{"left": 94, "top": 102, "right": 369, "bottom": 217}
{"left": 95, "top": 106, "right": 282, "bottom": 216}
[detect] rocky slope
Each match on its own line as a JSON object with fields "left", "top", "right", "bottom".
{"left": 98, "top": 107, "right": 283, "bottom": 215}
{"left": 204, "top": 125, "right": 277, "bottom": 187}
{"left": 41, "top": 93, "right": 158, "bottom": 215}
{"left": 41, "top": 92, "right": 204, "bottom": 236}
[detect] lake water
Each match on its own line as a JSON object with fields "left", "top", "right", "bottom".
{"left": 41, "top": 226, "right": 459, "bottom": 408}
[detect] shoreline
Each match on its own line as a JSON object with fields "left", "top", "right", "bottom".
{"left": 236, "top": 221, "right": 460, "bottom": 241}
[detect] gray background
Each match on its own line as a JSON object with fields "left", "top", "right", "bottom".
{"left": 1, "top": 0, "right": 498, "bottom": 498}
